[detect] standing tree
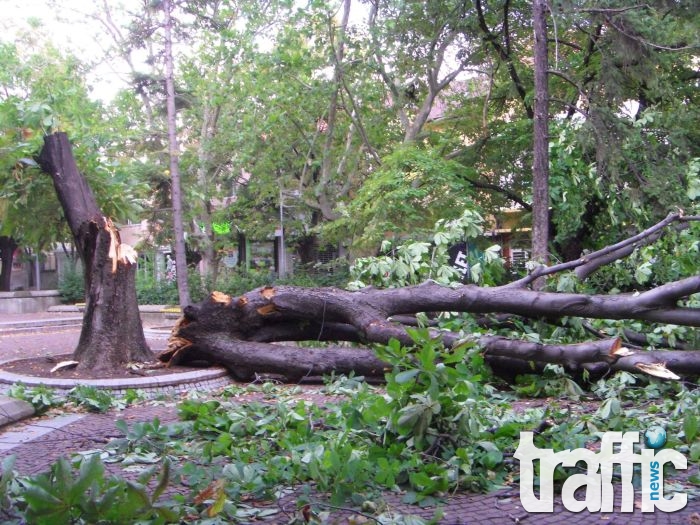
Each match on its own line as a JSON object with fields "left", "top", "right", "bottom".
{"left": 0, "top": 235, "right": 18, "bottom": 291}
{"left": 0, "top": 38, "right": 145, "bottom": 296}
{"left": 162, "top": 0, "right": 190, "bottom": 307}
{"left": 178, "top": 0, "right": 293, "bottom": 284}
{"left": 470, "top": 1, "right": 699, "bottom": 265}
{"left": 37, "top": 132, "right": 152, "bottom": 371}
{"left": 531, "top": 0, "right": 550, "bottom": 286}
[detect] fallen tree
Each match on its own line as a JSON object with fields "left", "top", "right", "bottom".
{"left": 161, "top": 213, "right": 699, "bottom": 381}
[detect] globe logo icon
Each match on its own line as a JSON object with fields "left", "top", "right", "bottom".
{"left": 644, "top": 426, "right": 667, "bottom": 449}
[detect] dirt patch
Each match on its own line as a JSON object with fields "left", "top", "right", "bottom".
{"left": 0, "top": 353, "right": 214, "bottom": 380}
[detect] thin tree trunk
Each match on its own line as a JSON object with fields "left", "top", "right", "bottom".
{"left": 37, "top": 132, "right": 152, "bottom": 371}
{"left": 532, "top": 0, "right": 550, "bottom": 288}
{"left": 195, "top": 101, "right": 222, "bottom": 285}
{"left": 163, "top": 0, "right": 191, "bottom": 307}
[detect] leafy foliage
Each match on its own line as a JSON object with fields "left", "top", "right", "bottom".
{"left": 13, "top": 454, "right": 176, "bottom": 524}
{"left": 66, "top": 386, "right": 114, "bottom": 413}
{"left": 326, "top": 145, "right": 477, "bottom": 251}
{"left": 0, "top": 40, "right": 146, "bottom": 255}
{"left": 57, "top": 263, "right": 84, "bottom": 304}
{"left": 2, "top": 355, "right": 698, "bottom": 522}
{"left": 134, "top": 265, "right": 352, "bottom": 305}
{"left": 1, "top": 4, "right": 699, "bottom": 520}
{"left": 348, "top": 209, "right": 504, "bottom": 289}
{"left": 6, "top": 384, "right": 58, "bottom": 415}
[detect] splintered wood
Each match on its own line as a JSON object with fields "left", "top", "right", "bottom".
{"left": 105, "top": 217, "right": 138, "bottom": 273}
{"left": 210, "top": 291, "right": 232, "bottom": 305}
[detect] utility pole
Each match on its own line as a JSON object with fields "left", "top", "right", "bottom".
{"left": 279, "top": 187, "right": 286, "bottom": 277}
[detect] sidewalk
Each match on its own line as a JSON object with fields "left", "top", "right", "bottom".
{"left": 2, "top": 395, "right": 697, "bottom": 523}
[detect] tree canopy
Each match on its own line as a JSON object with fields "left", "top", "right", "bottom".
{"left": 1, "top": 0, "right": 698, "bottom": 296}
{"left": 0, "top": 5, "right": 698, "bottom": 522}
{"left": 0, "top": 39, "right": 146, "bottom": 254}
{"left": 7, "top": 0, "right": 700, "bottom": 267}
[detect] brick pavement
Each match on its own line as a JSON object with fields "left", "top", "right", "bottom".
{"left": 1, "top": 401, "right": 698, "bottom": 524}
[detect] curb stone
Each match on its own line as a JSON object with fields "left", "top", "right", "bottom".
{"left": 0, "top": 395, "right": 35, "bottom": 428}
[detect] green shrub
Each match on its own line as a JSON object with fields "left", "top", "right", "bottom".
{"left": 15, "top": 455, "right": 177, "bottom": 524}
{"left": 134, "top": 263, "right": 350, "bottom": 305}
{"left": 135, "top": 274, "right": 179, "bottom": 305}
{"left": 216, "top": 268, "right": 276, "bottom": 296}
{"left": 7, "top": 384, "right": 60, "bottom": 414}
{"left": 57, "top": 265, "right": 85, "bottom": 304}
{"left": 67, "top": 386, "right": 114, "bottom": 413}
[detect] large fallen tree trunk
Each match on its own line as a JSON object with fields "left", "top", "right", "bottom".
{"left": 160, "top": 212, "right": 699, "bottom": 381}
{"left": 161, "top": 269, "right": 700, "bottom": 382}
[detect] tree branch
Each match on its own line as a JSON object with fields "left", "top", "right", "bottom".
{"left": 475, "top": 0, "right": 533, "bottom": 118}
{"left": 604, "top": 14, "right": 697, "bottom": 51}
{"left": 506, "top": 212, "right": 699, "bottom": 287}
{"left": 161, "top": 212, "right": 700, "bottom": 380}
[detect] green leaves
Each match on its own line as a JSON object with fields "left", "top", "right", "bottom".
{"left": 17, "top": 453, "right": 178, "bottom": 524}
{"left": 634, "top": 261, "right": 653, "bottom": 285}
{"left": 0, "top": 40, "right": 148, "bottom": 253}
{"left": 395, "top": 395, "right": 441, "bottom": 446}
{"left": 395, "top": 369, "right": 421, "bottom": 384}
{"left": 67, "top": 386, "right": 115, "bottom": 413}
{"left": 683, "top": 412, "right": 698, "bottom": 445}
{"left": 331, "top": 144, "right": 478, "bottom": 252}
{"left": 7, "top": 384, "right": 58, "bottom": 414}
{"left": 350, "top": 209, "right": 504, "bottom": 289}
{"left": 5, "top": 361, "right": 699, "bottom": 522}
{"left": 686, "top": 158, "right": 700, "bottom": 201}
{"left": 373, "top": 329, "right": 525, "bottom": 494}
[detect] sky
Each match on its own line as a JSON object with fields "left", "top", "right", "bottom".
{"left": 2, "top": 0, "right": 372, "bottom": 104}
{"left": 2, "top": 0, "right": 143, "bottom": 102}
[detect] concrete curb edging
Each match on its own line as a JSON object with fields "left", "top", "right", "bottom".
{"left": 0, "top": 363, "right": 231, "bottom": 390}
{"left": 0, "top": 396, "right": 35, "bottom": 429}
{"left": 0, "top": 366, "right": 237, "bottom": 429}
{"left": 0, "top": 366, "right": 236, "bottom": 400}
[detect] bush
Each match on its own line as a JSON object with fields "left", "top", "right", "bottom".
{"left": 67, "top": 385, "right": 114, "bottom": 413}
{"left": 135, "top": 274, "right": 179, "bottom": 305}
{"left": 131, "top": 262, "right": 351, "bottom": 305}
{"left": 57, "top": 264, "right": 85, "bottom": 304}
{"left": 7, "top": 384, "right": 60, "bottom": 414}
{"left": 216, "top": 268, "right": 277, "bottom": 296}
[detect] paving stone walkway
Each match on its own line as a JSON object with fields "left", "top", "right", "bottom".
{"left": 2, "top": 400, "right": 698, "bottom": 524}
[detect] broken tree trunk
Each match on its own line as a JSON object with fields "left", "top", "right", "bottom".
{"left": 37, "top": 132, "right": 153, "bottom": 371}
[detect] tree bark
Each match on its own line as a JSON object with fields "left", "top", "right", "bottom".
{"left": 159, "top": 214, "right": 699, "bottom": 382}
{"left": 37, "top": 132, "right": 153, "bottom": 371}
{"left": 531, "top": 0, "right": 550, "bottom": 288}
{"left": 508, "top": 212, "right": 698, "bottom": 289}
{"left": 163, "top": 0, "right": 191, "bottom": 307}
{"left": 161, "top": 270, "right": 700, "bottom": 380}
{"left": 0, "top": 236, "right": 18, "bottom": 292}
